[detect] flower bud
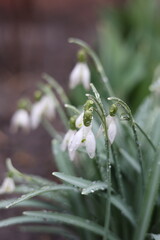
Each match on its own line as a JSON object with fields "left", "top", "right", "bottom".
{"left": 77, "top": 49, "right": 87, "bottom": 62}
{"left": 109, "top": 104, "right": 117, "bottom": 117}
{"left": 69, "top": 115, "right": 77, "bottom": 130}
{"left": 83, "top": 109, "right": 93, "bottom": 127}
{"left": 34, "top": 90, "right": 42, "bottom": 101}
{"left": 84, "top": 100, "right": 94, "bottom": 111}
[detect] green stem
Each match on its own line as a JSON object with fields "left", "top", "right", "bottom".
{"left": 111, "top": 146, "right": 125, "bottom": 200}
{"left": 42, "top": 73, "right": 69, "bottom": 104}
{"left": 42, "top": 118, "right": 61, "bottom": 140}
{"left": 69, "top": 38, "right": 114, "bottom": 97}
{"left": 103, "top": 120, "right": 111, "bottom": 240}
{"left": 135, "top": 122, "right": 156, "bottom": 152}
{"left": 108, "top": 97, "right": 145, "bottom": 188}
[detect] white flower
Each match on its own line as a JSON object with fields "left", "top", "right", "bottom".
{"left": 31, "top": 95, "right": 56, "bottom": 129}
{"left": 69, "top": 63, "right": 90, "bottom": 90}
{"left": 11, "top": 109, "right": 30, "bottom": 133}
{"left": 69, "top": 125, "right": 96, "bottom": 160}
{"left": 149, "top": 77, "right": 160, "bottom": 94}
{"left": 61, "top": 129, "right": 77, "bottom": 152}
{"left": 0, "top": 177, "right": 15, "bottom": 194}
{"left": 75, "top": 111, "right": 84, "bottom": 128}
{"left": 106, "top": 115, "right": 117, "bottom": 144}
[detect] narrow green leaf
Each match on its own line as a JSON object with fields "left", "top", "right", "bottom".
{"left": 52, "top": 140, "right": 75, "bottom": 175}
{"left": 21, "top": 226, "right": 79, "bottom": 240}
{"left": 111, "top": 195, "right": 136, "bottom": 226}
{"left": 53, "top": 172, "right": 92, "bottom": 188}
{"left": 24, "top": 211, "right": 104, "bottom": 236}
{"left": 134, "top": 146, "right": 160, "bottom": 240}
{"left": 81, "top": 181, "right": 107, "bottom": 195}
{"left": 6, "top": 185, "right": 77, "bottom": 208}
{"left": 24, "top": 211, "right": 120, "bottom": 240}
{"left": 0, "top": 216, "right": 46, "bottom": 227}
{"left": 119, "top": 148, "right": 141, "bottom": 173}
{"left": 0, "top": 199, "right": 53, "bottom": 210}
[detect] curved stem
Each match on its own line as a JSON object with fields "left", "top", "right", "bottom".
{"left": 69, "top": 38, "right": 114, "bottom": 97}
{"left": 135, "top": 122, "right": 156, "bottom": 152}
{"left": 42, "top": 73, "right": 69, "bottom": 104}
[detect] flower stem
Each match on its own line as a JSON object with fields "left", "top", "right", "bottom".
{"left": 135, "top": 122, "right": 156, "bottom": 152}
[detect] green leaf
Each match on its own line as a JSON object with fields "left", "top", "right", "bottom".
{"left": 81, "top": 181, "right": 107, "bottom": 195}
{"left": 23, "top": 211, "right": 120, "bottom": 240}
{"left": 53, "top": 172, "right": 92, "bottom": 188}
{"left": 111, "top": 195, "right": 136, "bottom": 226}
{"left": 6, "top": 185, "right": 77, "bottom": 208}
{"left": 134, "top": 146, "right": 160, "bottom": 240}
{"left": 21, "top": 226, "right": 79, "bottom": 240}
{"left": 0, "top": 216, "right": 46, "bottom": 227}
{"left": 0, "top": 199, "right": 53, "bottom": 210}
{"left": 52, "top": 140, "right": 75, "bottom": 175}
{"left": 119, "top": 148, "right": 141, "bottom": 173}
{"left": 24, "top": 211, "right": 104, "bottom": 236}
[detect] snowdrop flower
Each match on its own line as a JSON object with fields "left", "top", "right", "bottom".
{"left": 149, "top": 77, "right": 160, "bottom": 94}
{"left": 106, "top": 115, "right": 117, "bottom": 144}
{"left": 11, "top": 109, "right": 30, "bottom": 133}
{"left": 61, "top": 115, "right": 77, "bottom": 161}
{"left": 0, "top": 177, "right": 15, "bottom": 194}
{"left": 69, "top": 124, "right": 96, "bottom": 160}
{"left": 69, "top": 49, "right": 90, "bottom": 90}
{"left": 31, "top": 95, "right": 56, "bottom": 129}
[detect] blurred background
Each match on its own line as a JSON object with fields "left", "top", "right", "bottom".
{"left": 0, "top": 0, "right": 160, "bottom": 239}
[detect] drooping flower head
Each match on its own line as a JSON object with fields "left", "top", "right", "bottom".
{"left": 10, "top": 98, "right": 30, "bottom": 133}
{"left": 69, "top": 49, "right": 90, "bottom": 90}
{"left": 61, "top": 115, "right": 77, "bottom": 160}
{"left": 0, "top": 177, "right": 15, "bottom": 194}
{"left": 31, "top": 93, "right": 56, "bottom": 129}
{"left": 68, "top": 100, "right": 96, "bottom": 160}
{"left": 106, "top": 104, "right": 118, "bottom": 144}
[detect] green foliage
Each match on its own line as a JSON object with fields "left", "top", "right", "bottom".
{"left": 98, "top": 0, "right": 160, "bottom": 110}
{"left": 1, "top": 11, "right": 160, "bottom": 238}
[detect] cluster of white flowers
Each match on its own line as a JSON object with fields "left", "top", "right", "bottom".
{"left": 11, "top": 95, "right": 56, "bottom": 133}
{"left": 61, "top": 110, "right": 96, "bottom": 161}
{"left": 61, "top": 100, "right": 117, "bottom": 161}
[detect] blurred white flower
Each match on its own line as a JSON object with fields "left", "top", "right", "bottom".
{"left": 149, "top": 77, "right": 160, "bottom": 94}
{"left": 69, "top": 63, "right": 90, "bottom": 90}
{"left": 69, "top": 125, "right": 96, "bottom": 160}
{"left": 106, "top": 115, "right": 117, "bottom": 144}
{"left": 11, "top": 109, "right": 30, "bottom": 133}
{"left": 31, "top": 95, "right": 56, "bottom": 129}
{"left": 0, "top": 177, "right": 15, "bottom": 194}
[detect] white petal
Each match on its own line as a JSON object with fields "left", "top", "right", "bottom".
{"left": 30, "top": 102, "right": 44, "bottom": 129}
{"left": 40, "top": 95, "right": 56, "bottom": 120}
{"left": 69, "top": 63, "right": 82, "bottom": 89}
{"left": 69, "top": 127, "right": 83, "bottom": 152}
{"left": 0, "top": 177, "right": 15, "bottom": 194}
{"left": 76, "top": 112, "right": 84, "bottom": 128}
{"left": 80, "top": 63, "right": 90, "bottom": 90}
{"left": 108, "top": 119, "right": 117, "bottom": 144}
{"left": 61, "top": 130, "right": 76, "bottom": 151}
{"left": 85, "top": 130, "right": 96, "bottom": 158}
{"left": 106, "top": 115, "right": 113, "bottom": 125}
{"left": 68, "top": 148, "right": 76, "bottom": 161}
{"left": 11, "top": 109, "right": 30, "bottom": 133}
